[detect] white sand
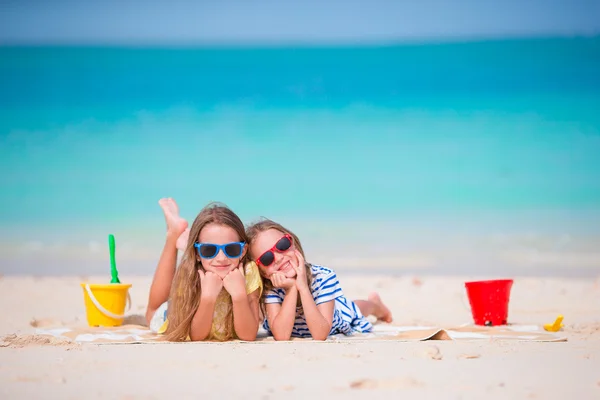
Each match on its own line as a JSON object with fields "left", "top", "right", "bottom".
{"left": 1, "top": 273, "right": 599, "bottom": 399}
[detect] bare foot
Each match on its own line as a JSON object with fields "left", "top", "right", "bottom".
{"left": 158, "top": 198, "right": 188, "bottom": 244}
{"left": 368, "top": 292, "right": 393, "bottom": 323}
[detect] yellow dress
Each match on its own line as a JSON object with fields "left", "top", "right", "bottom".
{"left": 154, "top": 262, "right": 263, "bottom": 341}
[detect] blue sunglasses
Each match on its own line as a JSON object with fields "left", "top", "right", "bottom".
{"left": 194, "top": 242, "right": 245, "bottom": 259}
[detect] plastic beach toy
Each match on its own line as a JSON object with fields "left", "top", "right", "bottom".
{"left": 109, "top": 234, "right": 120, "bottom": 283}
{"left": 543, "top": 315, "right": 564, "bottom": 332}
{"left": 80, "top": 234, "right": 131, "bottom": 327}
{"left": 81, "top": 282, "right": 131, "bottom": 326}
{"left": 464, "top": 279, "right": 514, "bottom": 326}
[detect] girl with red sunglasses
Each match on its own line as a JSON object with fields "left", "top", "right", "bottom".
{"left": 145, "top": 198, "right": 262, "bottom": 342}
{"left": 246, "top": 219, "right": 392, "bottom": 341}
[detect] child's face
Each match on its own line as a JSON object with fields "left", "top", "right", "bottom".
{"left": 251, "top": 229, "right": 297, "bottom": 279}
{"left": 197, "top": 223, "right": 246, "bottom": 279}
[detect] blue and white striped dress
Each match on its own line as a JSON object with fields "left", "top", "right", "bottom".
{"left": 262, "top": 264, "right": 373, "bottom": 338}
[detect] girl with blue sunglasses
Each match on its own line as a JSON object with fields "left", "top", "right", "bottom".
{"left": 145, "top": 198, "right": 262, "bottom": 342}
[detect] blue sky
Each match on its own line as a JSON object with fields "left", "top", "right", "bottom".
{"left": 1, "top": 0, "right": 600, "bottom": 44}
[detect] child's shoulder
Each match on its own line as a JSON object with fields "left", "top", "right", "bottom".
{"left": 309, "top": 264, "right": 338, "bottom": 280}
{"left": 245, "top": 261, "right": 260, "bottom": 274}
{"left": 309, "top": 264, "right": 344, "bottom": 300}
{"left": 244, "top": 261, "right": 263, "bottom": 295}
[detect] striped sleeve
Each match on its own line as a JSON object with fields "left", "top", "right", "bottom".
{"left": 264, "top": 288, "right": 285, "bottom": 304}
{"left": 311, "top": 267, "right": 344, "bottom": 305}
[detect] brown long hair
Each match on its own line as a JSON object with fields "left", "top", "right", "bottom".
{"left": 245, "top": 218, "right": 312, "bottom": 316}
{"left": 164, "top": 202, "right": 248, "bottom": 342}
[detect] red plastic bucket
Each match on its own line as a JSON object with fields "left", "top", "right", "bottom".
{"left": 465, "top": 279, "right": 513, "bottom": 326}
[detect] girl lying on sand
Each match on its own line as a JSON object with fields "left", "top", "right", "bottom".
{"left": 145, "top": 198, "right": 262, "bottom": 342}
{"left": 246, "top": 218, "right": 393, "bottom": 341}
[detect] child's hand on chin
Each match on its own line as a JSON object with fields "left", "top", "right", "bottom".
{"left": 223, "top": 266, "right": 247, "bottom": 300}
{"left": 292, "top": 250, "right": 309, "bottom": 292}
{"left": 271, "top": 272, "right": 296, "bottom": 291}
{"left": 198, "top": 270, "right": 223, "bottom": 300}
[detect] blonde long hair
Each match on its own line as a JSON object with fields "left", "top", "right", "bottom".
{"left": 245, "top": 218, "right": 312, "bottom": 315}
{"left": 164, "top": 202, "right": 248, "bottom": 342}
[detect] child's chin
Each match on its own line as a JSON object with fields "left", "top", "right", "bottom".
{"left": 212, "top": 268, "right": 233, "bottom": 279}
{"left": 284, "top": 270, "right": 297, "bottom": 279}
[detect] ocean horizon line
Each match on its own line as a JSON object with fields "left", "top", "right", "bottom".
{"left": 1, "top": 33, "right": 598, "bottom": 49}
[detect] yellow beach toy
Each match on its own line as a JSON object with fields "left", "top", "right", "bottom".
{"left": 543, "top": 315, "right": 564, "bottom": 332}
{"left": 80, "top": 234, "right": 132, "bottom": 327}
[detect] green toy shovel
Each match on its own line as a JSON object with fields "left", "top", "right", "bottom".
{"left": 108, "top": 234, "right": 121, "bottom": 284}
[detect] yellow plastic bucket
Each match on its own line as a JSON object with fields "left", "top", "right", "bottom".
{"left": 80, "top": 283, "right": 132, "bottom": 327}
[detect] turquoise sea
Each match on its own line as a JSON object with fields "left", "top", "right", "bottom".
{"left": 1, "top": 37, "right": 599, "bottom": 276}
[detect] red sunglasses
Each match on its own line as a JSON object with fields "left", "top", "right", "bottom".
{"left": 256, "top": 234, "right": 293, "bottom": 267}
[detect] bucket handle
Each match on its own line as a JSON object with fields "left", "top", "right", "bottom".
{"left": 84, "top": 284, "right": 131, "bottom": 320}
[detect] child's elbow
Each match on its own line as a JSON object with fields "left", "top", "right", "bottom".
{"left": 273, "top": 332, "right": 292, "bottom": 341}
{"left": 237, "top": 331, "right": 257, "bottom": 342}
{"left": 312, "top": 326, "right": 332, "bottom": 341}
{"left": 189, "top": 334, "right": 207, "bottom": 342}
